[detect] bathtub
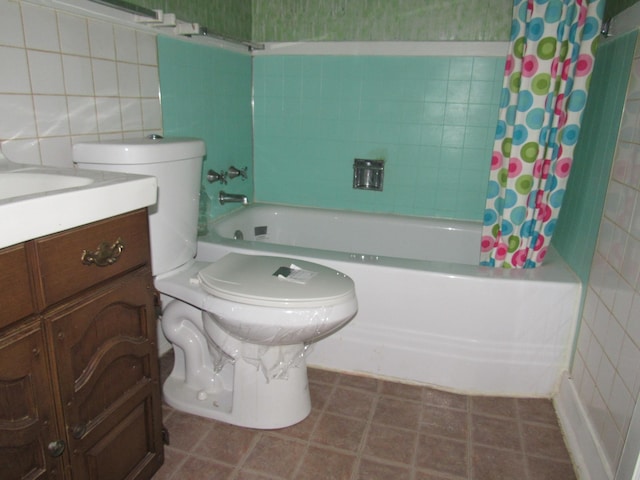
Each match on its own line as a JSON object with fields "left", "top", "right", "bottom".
{"left": 197, "top": 203, "right": 581, "bottom": 396}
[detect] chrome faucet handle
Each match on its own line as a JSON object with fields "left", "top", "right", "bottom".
{"left": 207, "top": 169, "right": 227, "bottom": 184}
{"left": 227, "top": 166, "right": 247, "bottom": 181}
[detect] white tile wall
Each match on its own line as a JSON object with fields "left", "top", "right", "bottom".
{"left": 88, "top": 19, "right": 116, "bottom": 60}
{"left": 0, "top": 1, "right": 25, "bottom": 47}
{"left": 0, "top": 0, "right": 162, "bottom": 167}
{"left": 58, "top": 11, "right": 90, "bottom": 56}
{"left": 572, "top": 34, "right": 640, "bottom": 474}
{"left": 28, "top": 50, "right": 65, "bottom": 94}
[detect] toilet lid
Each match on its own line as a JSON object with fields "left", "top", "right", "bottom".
{"left": 197, "top": 253, "right": 356, "bottom": 308}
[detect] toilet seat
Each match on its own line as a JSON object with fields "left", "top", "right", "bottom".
{"left": 197, "top": 253, "right": 355, "bottom": 308}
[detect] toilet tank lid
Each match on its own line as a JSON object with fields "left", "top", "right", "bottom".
{"left": 198, "top": 253, "right": 356, "bottom": 308}
{"left": 73, "top": 137, "right": 206, "bottom": 165}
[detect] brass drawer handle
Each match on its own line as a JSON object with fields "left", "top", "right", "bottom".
{"left": 81, "top": 238, "right": 125, "bottom": 267}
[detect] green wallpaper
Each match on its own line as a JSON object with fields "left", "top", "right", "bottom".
{"left": 129, "top": 0, "right": 514, "bottom": 42}
{"left": 253, "top": 55, "right": 503, "bottom": 219}
{"left": 157, "top": 36, "right": 253, "bottom": 216}
{"left": 606, "top": 0, "right": 640, "bottom": 19}
{"left": 252, "top": 0, "right": 513, "bottom": 42}
{"left": 552, "top": 31, "right": 638, "bottom": 285}
{"left": 132, "top": 0, "right": 252, "bottom": 41}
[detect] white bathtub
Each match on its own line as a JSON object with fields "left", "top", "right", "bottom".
{"left": 197, "top": 203, "right": 582, "bottom": 396}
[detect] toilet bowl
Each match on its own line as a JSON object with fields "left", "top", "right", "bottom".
{"left": 156, "top": 254, "right": 357, "bottom": 428}
{"left": 73, "top": 138, "right": 358, "bottom": 429}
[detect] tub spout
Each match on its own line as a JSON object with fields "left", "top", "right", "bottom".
{"left": 219, "top": 190, "right": 248, "bottom": 205}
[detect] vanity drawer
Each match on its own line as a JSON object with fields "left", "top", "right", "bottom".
{"left": 0, "top": 244, "right": 36, "bottom": 330}
{"left": 34, "top": 209, "right": 151, "bottom": 307}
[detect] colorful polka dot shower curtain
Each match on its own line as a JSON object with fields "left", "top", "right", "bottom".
{"left": 480, "top": 0, "right": 603, "bottom": 268}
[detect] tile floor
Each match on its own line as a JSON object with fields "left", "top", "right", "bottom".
{"left": 154, "top": 352, "right": 577, "bottom": 480}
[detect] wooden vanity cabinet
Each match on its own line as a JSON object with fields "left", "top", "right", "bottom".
{"left": 0, "top": 318, "right": 65, "bottom": 479}
{"left": 0, "top": 209, "right": 163, "bottom": 480}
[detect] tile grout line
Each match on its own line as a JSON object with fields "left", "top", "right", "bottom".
{"left": 411, "top": 386, "right": 428, "bottom": 480}
{"left": 515, "top": 399, "right": 532, "bottom": 480}
{"left": 228, "top": 431, "right": 265, "bottom": 479}
{"left": 467, "top": 395, "right": 473, "bottom": 480}
{"left": 289, "top": 374, "right": 338, "bottom": 479}
{"left": 160, "top": 446, "right": 189, "bottom": 480}
{"left": 349, "top": 380, "right": 383, "bottom": 480}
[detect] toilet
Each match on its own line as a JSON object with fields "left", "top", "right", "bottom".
{"left": 73, "top": 137, "right": 357, "bottom": 429}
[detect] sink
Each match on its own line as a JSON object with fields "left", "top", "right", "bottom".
{"left": 0, "top": 171, "right": 94, "bottom": 200}
{"left": 0, "top": 157, "right": 157, "bottom": 249}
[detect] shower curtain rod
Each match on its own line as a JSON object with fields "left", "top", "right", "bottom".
{"left": 88, "top": 0, "right": 264, "bottom": 51}
{"left": 194, "top": 27, "right": 265, "bottom": 51}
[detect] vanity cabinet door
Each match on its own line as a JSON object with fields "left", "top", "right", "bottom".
{"left": 0, "top": 319, "right": 67, "bottom": 480}
{"left": 0, "top": 244, "right": 36, "bottom": 331}
{"left": 46, "top": 268, "right": 163, "bottom": 480}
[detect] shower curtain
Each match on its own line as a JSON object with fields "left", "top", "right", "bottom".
{"left": 480, "top": 0, "right": 603, "bottom": 268}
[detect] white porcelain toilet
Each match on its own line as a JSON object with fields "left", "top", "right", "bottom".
{"left": 73, "top": 137, "right": 357, "bottom": 429}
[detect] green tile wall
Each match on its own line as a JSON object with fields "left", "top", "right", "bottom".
{"left": 252, "top": 0, "right": 513, "bottom": 42}
{"left": 157, "top": 36, "right": 253, "bottom": 216}
{"left": 253, "top": 55, "right": 504, "bottom": 219}
{"left": 552, "top": 31, "right": 637, "bottom": 285}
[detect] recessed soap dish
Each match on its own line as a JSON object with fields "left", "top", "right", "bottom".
{"left": 353, "top": 159, "right": 384, "bottom": 191}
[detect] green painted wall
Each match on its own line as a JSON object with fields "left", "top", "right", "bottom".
{"left": 253, "top": 55, "right": 503, "bottom": 219}
{"left": 126, "top": 0, "right": 640, "bottom": 42}
{"left": 157, "top": 36, "right": 253, "bottom": 216}
{"left": 552, "top": 31, "right": 637, "bottom": 285}
{"left": 132, "top": 0, "right": 252, "bottom": 41}
{"left": 128, "top": 0, "right": 513, "bottom": 42}
{"left": 252, "top": 0, "right": 513, "bottom": 42}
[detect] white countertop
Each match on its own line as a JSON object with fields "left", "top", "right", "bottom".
{"left": 0, "top": 158, "right": 157, "bottom": 249}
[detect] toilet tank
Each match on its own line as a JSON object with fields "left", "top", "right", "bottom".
{"left": 73, "top": 137, "right": 206, "bottom": 276}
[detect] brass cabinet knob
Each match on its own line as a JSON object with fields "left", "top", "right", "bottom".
{"left": 70, "top": 423, "right": 86, "bottom": 439}
{"left": 47, "top": 439, "right": 66, "bottom": 457}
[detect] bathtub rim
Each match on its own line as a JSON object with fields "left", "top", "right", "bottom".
{"left": 200, "top": 203, "right": 580, "bottom": 286}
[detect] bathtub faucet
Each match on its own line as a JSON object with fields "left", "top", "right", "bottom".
{"left": 219, "top": 190, "right": 248, "bottom": 205}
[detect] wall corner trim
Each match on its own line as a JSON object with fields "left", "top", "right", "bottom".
{"left": 610, "top": 2, "right": 640, "bottom": 38}
{"left": 554, "top": 372, "right": 614, "bottom": 480}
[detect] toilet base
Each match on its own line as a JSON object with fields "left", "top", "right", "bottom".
{"left": 162, "top": 356, "right": 312, "bottom": 429}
